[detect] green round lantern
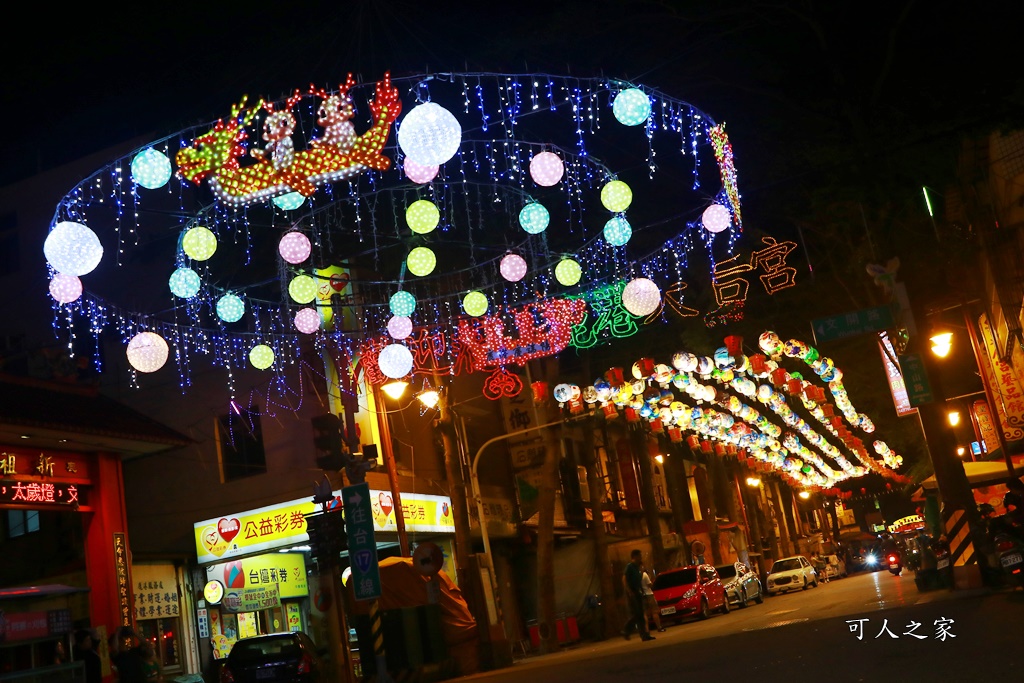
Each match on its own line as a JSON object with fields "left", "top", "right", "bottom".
{"left": 182, "top": 226, "right": 217, "bottom": 261}
{"left": 554, "top": 258, "right": 582, "bottom": 286}
{"left": 406, "top": 200, "right": 440, "bottom": 235}
{"left": 406, "top": 247, "right": 437, "bottom": 276}
{"left": 288, "top": 274, "right": 318, "bottom": 304}
{"left": 600, "top": 180, "right": 633, "bottom": 213}
{"left": 390, "top": 291, "right": 417, "bottom": 316}
{"left": 249, "top": 344, "right": 275, "bottom": 370}
{"left": 462, "top": 291, "right": 489, "bottom": 317}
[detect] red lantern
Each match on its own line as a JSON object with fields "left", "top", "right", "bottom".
{"left": 749, "top": 353, "right": 767, "bottom": 375}
{"left": 530, "top": 381, "right": 548, "bottom": 403}
{"left": 700, "top": 440, "right": 713, "bottom": 455}
{"left": 634, "top": 357, "right": 655, "bottom": 377}
{"left": 650, "top": 418, "right": 664, "bottom": 433}
{"left": 687, "top": 435, "right": 700, "bottom": 450}
{"left": 822, "top": 404, "right": 834, "bottom": 417}
{"left": 786, "top": 378, "right": 802, "bottom": 396}
{"left": 724, "top": 335, "right": 744, "bottom": 357}
{"left": 605, "top": 367, "right": 625, "bottom": 385}
{"left": 726, "top": 444, "right": 737, "bottom": 456}
{"left": 714, "top": 443, "right": 726, "bottom": 456}
{"left": 601, "top": 403, "right": 618, "bottom": 419}
{"left": 770, "top": 368, "right": 788, "bottom": 387}
{"left": 668, "top": 426, "right": 683, "bottom": 443}
{"left": 568, "top": 397, "right": 584, "bottom": 415}
{"left": 625, "top": 407, "right": 640, "bottom": 423}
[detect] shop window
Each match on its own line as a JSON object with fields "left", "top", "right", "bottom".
{"left": 6, "top": 509, "right": 40, "bottom": 538}
{"left": 217, "top": 405, "right": 267, "bottom": 481}
{"left": 135, "top": 618, "right": 181, "bottom": 674}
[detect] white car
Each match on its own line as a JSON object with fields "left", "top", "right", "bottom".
{"left": 766, "top": 555, "right": 818, "bottom": 595}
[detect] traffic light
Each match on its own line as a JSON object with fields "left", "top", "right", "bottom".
{"left": 305, "top": 509, "right": 347, "bottom": 567}
{"left": 311, "top": 413, "right": 344, "bottom": 470}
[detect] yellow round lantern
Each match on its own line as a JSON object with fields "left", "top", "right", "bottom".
{"left": 182, "top": 226, "right": 217, "bottom": 261}
{"left": 554, "top": 258, "right": 582, "bottom": 286}
{"left": 462, "top": 291, "right": 489, "bottom": 317}
{"left": 249, "top": 344, "right": 275, "bottom": 370}
{"left": 406, "top": 247, "right": 437, "bottom": 276}
{"left": 406, "top": 200, "right": 440, "bottom": 234}
{"left": 289, "top": 274, "right": 318, "bottom": 304}
{"left": 600, "top": 180, "right": 633, "bottom": 213}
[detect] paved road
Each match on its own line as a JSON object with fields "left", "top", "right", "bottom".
{"left": 456, "top": 571, "right": 1024, "bottom": 683}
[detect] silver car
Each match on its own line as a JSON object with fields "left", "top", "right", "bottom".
{"left": 715, "top": 562, "right": 764, "bottom": 608}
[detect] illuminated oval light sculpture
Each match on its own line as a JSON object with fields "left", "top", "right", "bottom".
{"left": 601, "top": 180, "right": 633, "bottom": 213}
{"left": 130, "top": 148, "right": 172, "bottom": 189}
{"left": 518, "top": 202, "right": 550, "bottom": 234}
{"left": 288, "top": 274, "right": 318, "bottom": 304}
{"left": 529, "top": 151, "right": 564, "bottom": 186}
{"left": 702, "top": 204, "right": 732, "bottom": 233}
{"left": 499, "top": 253, "right": 527, "bottom": 282}
{"left": 378, "top": 343, "right": 414, "bottom": 379}
{"left": 387, "top": 315, "right": 413, "bottom": 340}
{"left": 182, "top": 226, "right": 217, "bottom": 261}
{"left": 553, "top": 383, "right": 574, "bottom": 403}
{"left": 278, "top": 231, "right": 311, "bottom": 264}
{"left": 406, "top": 200, "right": 440, "bottom": 235}
{"left": 168, "top": 267, "right": 201, "bottom": 299}
{"left": 397, "top": 102, "right": 462, "bottom": 165}
{"left": 49, "top": 273, "right": 82, "bottom": 304}
{"left": 612, "top": 88, "right": 652, "bottom": 126}
{"left": 554, "top": 258, "right": 582, "bottom": 286}
{"left": 462, "top": 291, "right": 489, "bottom": 317}
{"left": 389, "top": 291, "right": 417, "bottom": 317}
{"left": 44, "top": 221, "right": 103, "bottom": 276}
{"left": 406, "top": 247, "right": 437, "bottom": 276}
{"left": 603, "top": 216, "right": 632, "bottom": 246}
{"left": 622, "top": 277, "right": 661, "bottom": 316}
{"left": 249, "top": 344, "right": 275, "bottom": 370}
{"left": 126, "top": 331, "right": 169, "bottom": 373}
{"left": 403, "top": 158, "right": 439, "bottom": 184}
{"left": 216, "top": 293, "right": 245, "bottom": 323}
{"left": 272, "top": 192, "right": 306, "bottom": 210}
{"left": 294, "top": 308, "right": 320, "bottom": 334}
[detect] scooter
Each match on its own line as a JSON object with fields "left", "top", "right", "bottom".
{"left": 886, "top": 551, "right": 902, "bottom": 576}
{"left": 993, "top": 530, "right": 1024, "bottom": 587}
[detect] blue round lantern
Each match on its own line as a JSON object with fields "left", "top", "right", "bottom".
{"left": 168, "top": 267, "right": 200, "bottom": 298}
{"left": 272, "top": 192, "right": 306, "bottom": 210}
{"left": 216, "top": 293, "right": 245, "bottom": 323}
{"left": 519, "top": 202, "right": 550, "bottom": 234}
{"left": 603, "top": 216, "right": 632, "bottom": 246}
{"left": 390, "top": 291, "right": 417, "bottom": 317}
{"left": 612, "top": 88, "right": 652, "bottom": 126}
{"left": 130, "top": 148, "right": 172, "bottom": 189}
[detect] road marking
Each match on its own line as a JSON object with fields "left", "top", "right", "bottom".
{"left": 766, "top": 609, "right": 798, "bottom": 616}
{"left": 742, "top": 618, "right": 809, "bottom": 632}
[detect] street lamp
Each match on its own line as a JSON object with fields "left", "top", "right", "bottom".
{"left": 929, "top": 326, "right": 954, "bottom": 358}
{"left": 947, "top": 409, "right": 961, "bottom": 427}
{"left": 746, "top": 477, "right": 761, "bottom": 488}
{"left": 382, "top": 379, "right": 410, "bottom": 400}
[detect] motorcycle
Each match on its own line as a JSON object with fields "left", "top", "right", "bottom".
{"left": 886, "top": 551, "right": 902, "bottom": 576}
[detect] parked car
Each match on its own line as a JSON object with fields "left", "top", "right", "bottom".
{"left": 652, "top": 563, "right": 730, "bottom": 623}
{"left": 715, "top": 562, "right": 764, "bottom": 608}
{"left": 824, "top": 553, "right": 848, "bottom": 579}
{"left": 765, "top": 555, "right": 818, "bottom": 595}
{"left": 220, "top": 632, "right": 326, "bottom": 683}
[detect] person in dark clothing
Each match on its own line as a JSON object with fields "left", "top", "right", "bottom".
{"left": 74, "top": 629, "right": 102, "bottom": 683}
{"left": 622, "top": 549, "right": 655, "bottom": 641}
{"left": 109, "top": 627, "right": 148, "bottom": 683}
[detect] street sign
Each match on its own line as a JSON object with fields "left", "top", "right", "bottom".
{"left": 811, "top": 304, "right": 894, "bottom": 344}
{"left": 343, "top": 481, "right": 382, "bottom": 601}
{"left": 897, "top": 352, "right": 935, "bottom": 406}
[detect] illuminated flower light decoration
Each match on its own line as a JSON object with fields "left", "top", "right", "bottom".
{"left": 529, "top": 151, "right": 564, "bottom": 186}
{"left": 702, "top": 204, "right": 732, "bottom": 234}
{"left": 406, "top": 199, "right": 440, "bottom": 235}
{"left": 289, "top": 274, "right": 318, "bottom": 304}
{"left": 49, "top": 273, "right": 83, "bottom": 304}
{"left": 406, "top": 247, "right": 437, "bottom": 276}
{"left": 168, "top": 267, "right": 201, "bottom": 299}
{"left": 278, "top": 232, "right": 311, "bottom": 264}
{"left": 389, "top": 291, "right": 417, "bottom": 317}
{"left": 403, "top": 158, "right": 439, "bottom": 184}
{"left": 462, "top": 291, "right": 489, "bottom": 317}
{"left": 377, "top": 343, "right": 414, "bottom": 379}
{"left": 182, "top": 226, "right": 217, "bottom": 261}
{"left": 499, "top": 254, "right": 527, "bottom": 282}
{"left": 612, "top": 88, "right": 652, "bottom": 127}
{"left": 621, "top": 278, "right": 661, "bottom": 316}
{"left": 554, "top": 258, "right": 582, "bottom": 286}
{"left": 126, "top": 331, "right": 170, "bottom": 373}
{"left": 294, "top": 308, "right": 320, "bottom": 334}
{"left": 601, "top": 180, "right": 633, "bottom": 213}
{"left": 249, "top": 344, "right": 275, "bottom": 370}
{"left": 518, "top": 202, "right": 549, "bottom": 234}
{"left": 216, "top": 293, "right": 245, "bottom": 323}
{"left": 397, "top": 102, "right": 462, "bottom": 165}
{"left": 130, "top": 148, "right": 172, "bottom": 190}
{"left": 387, "top": 315, "right": 413, "bottom": 340}
{"left": 603, "top": 216, "right": 632, "bottom": 246}
{"left": 44, "top": 221, "right": 103, "bottom": 276}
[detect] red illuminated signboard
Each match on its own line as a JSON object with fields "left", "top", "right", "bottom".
{"left": 0, "top": 481, "right": 80, "bottom": 506}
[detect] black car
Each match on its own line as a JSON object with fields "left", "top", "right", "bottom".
{"left": 220, "top": 632, "right": 326, "bottom": 683}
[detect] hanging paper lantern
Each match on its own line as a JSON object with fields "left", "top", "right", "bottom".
{"left": 406, "top": 200, "right": 440, "bottom": 235}
{"left": 168, "top": 267, "right": 200, "bottom": 299}
{"left": 126, "top": 331, "right": 169, "bottom": 373}
{"left": 499, "top": 253, "right": 527, "bottom": 282}
{"left": 216, "top": 293, "right": 245, "bottom": 322}
{"left": 387, "top": 315, "right": 413, "bottom": 340}
{"left": 601, "top": 180, "right": 632, "bottom": 213}
{"left": 603, "top": 216, "right": 632, "bottom": 246}
{"left": 462, "top": 291, "right": 489, "bottom": 317}
{"left": 554, "top": 258, "right": 582, "bottom": 286}
{"left": 553, "top": 383, "right": 573, "bottom": 403}
{"left": 612, "top": 88, "right": 652, "bottom": 126}
{"left": 49, "top": 273, "right": 82, "bottom": 304}
{"left": 130, "top": 148, "right": 172, "bottom": 189}
{"left": 377, "top": 343, "right": 414, "bottom": 379}
{"left": 182, "top": 226, "right": 217, "bottom": 261}
{"left": 406, "top": 247, "right": 437, "bottom": 276}
{"left": 288, "top": 274, "right": 318, "bottom": 304}
{"left": 397, "top": 102, "right": 462, "bottom": 165}
{"left": 272, "top": 192, "right": 306, "bottom": 210}
{"left": 389, "top": 291, "right": 416, "bottom": 316}
{"left": 621, "top": 277, "right": 661, "bottom": 316}
{"left": 403, "top": 158, "right": 439, "bottom": 183}
{"left": 249, "top": 344, "right": 275, "bottom": 370}
{"left": 294, "top": 308, "right": 320, "bottom": 334}
{"left": 278, "top": 232, "right": 311, "bottom": 264}
{"left": 702, "top": 204, "right": 732, "bottom": 233}
{"left": 529, "top": 151, "right": 564, "bottom": 186}
{"left": 43, "top": 221, "right": 103, "bottom": 276}
{"left": 518, "top": 202, "right": 549, "bottom": 234}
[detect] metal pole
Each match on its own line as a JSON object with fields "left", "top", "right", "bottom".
{"left": 372, "top": 383, "right": 410, "bottom": 556}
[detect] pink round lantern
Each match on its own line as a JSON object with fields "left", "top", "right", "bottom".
{"left": 387, "top": 315, "right": 413, "bottom": 340}
{"left": 702, "top": 204, "right": 731, "bottom": 233}
{"left": 294, "top": 308, "right": 320, "bottom": 334}
{"left": 403, "top": 158, "right": 439, "bottom": 184}
{"left": 499, "top": 254, "right": 527, "bottom": 282}
{"left": 278, "top": 231, "right": 311, "bottom": 264}
{"left": 529, "top": 151, "right": 564, "bottom": 187}
{"left": 49, "top": 273, "right": 83, "bottom": 304}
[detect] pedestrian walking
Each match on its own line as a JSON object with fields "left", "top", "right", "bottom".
{"left": 641, "top": 568, "right": 665, "bottom": 632}
{"left": 622, "top": 549, "right": 655, "bottom": 641}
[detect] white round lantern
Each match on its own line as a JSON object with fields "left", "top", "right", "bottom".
{"left": 387, "top": 315, "right": 413, "bottom": 340}
{"left": 294, "top": 308, "right": 320, "bottom": 334}
{"left": 49, "top": 273, "right": 82, "bottom": 304}
{"left": 126, "top": 331, "right": 169, "bottom": 373}
{"left": 249, "top": 344, "right": 275, "bottom": 370}
{"left": 378, "top": 343, "right": 414, "bottom": 379}
{"left": 499, "top": 253, "right": 527, "bottom": 282}
{"left": 553, "top": 383, "right": 573, "bottom": 403}
{"left": 403, "top": 158, "right": 439, "bottom": 183}
{"left": 621, "top": 278, "right": 661, "bottom": 316}
{"left": 702, "top": 204, "right": 732, "bottom": 233}
{"left": 44, "top": 221, "right": 103, "bottom": 276}
{"left": 529, "top": 152, "right": 564, "bottom": 186}
{"left": 398, "top": 102, "right": 462, "bottom": 165}
{"left": 612, "top": 88, "right": 652, "bottom": 126}
{"left": 278, "top": 232, "right": 311, "bottom": 264}
{"left": 130, "top": 148, "right": 172, "bottom": 189}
